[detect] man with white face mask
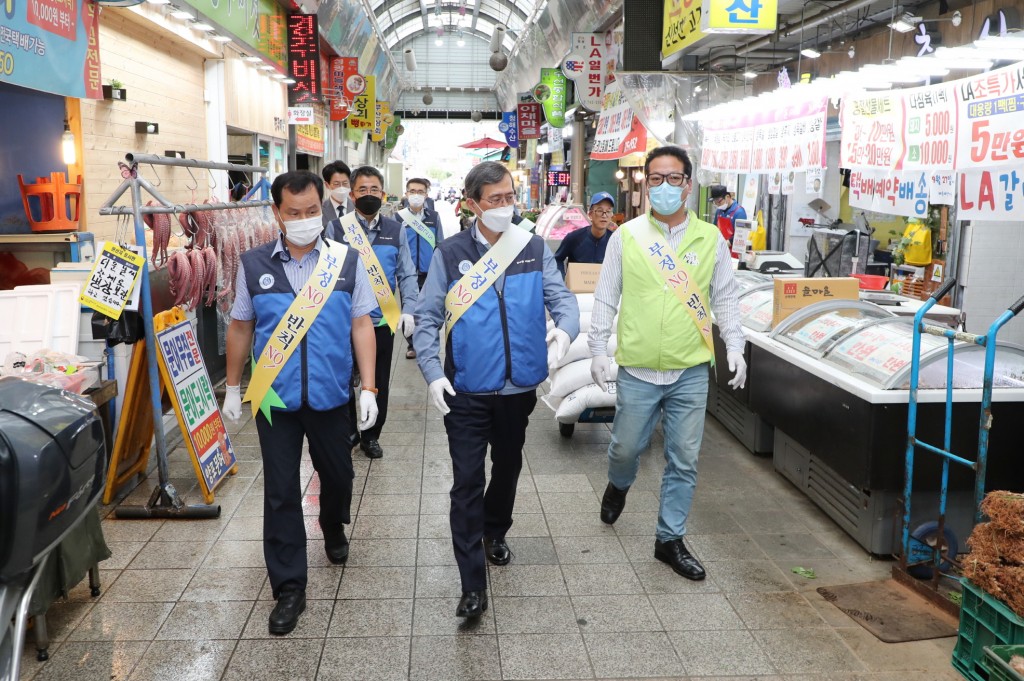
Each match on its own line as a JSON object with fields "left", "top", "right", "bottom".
{"left": 413, "top": 162, "right": 579, "bottom": 619}
{"left": 588, "top": 146, "right": 745, "bottom": 582}
{"left": 397, "top": 177, "right": 442, "bottom": 359}
{"left": 222, "top": 171, "right": 378, "bottom": 635}
{"left": 321, "top": 161, "right": 354, "bottom": 236}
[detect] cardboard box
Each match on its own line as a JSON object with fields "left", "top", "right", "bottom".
{"left": 772, "top": 277, "right": 860, "bottom": 327}
{"left": 565, "top": 263, "right": 601, "bottom": 293}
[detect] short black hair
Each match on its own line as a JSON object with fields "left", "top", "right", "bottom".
{"left": 322, "top": 161, "right": 351, "bottom": 184}
{"left": 644, "top": 146, "right": 692, "bottom": 179}
{"left": 351, "top": 165, "right": 384, "bottom": 187}
{"left": 406, "top": 177, "right": 430, "bottom": 191}
{"left": 271, "top": 171, "right": 323, "bottom": 207}
{"left": 709, "top": 185, "right": 728, "bottom": 200}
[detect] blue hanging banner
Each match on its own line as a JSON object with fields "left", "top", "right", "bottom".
{"left": 499, "top": 111, "right": 519, "bottom": 149}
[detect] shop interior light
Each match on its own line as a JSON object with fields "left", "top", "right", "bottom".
{"left": 963, "top": 45, "right": 1024, "bottom": 62}
{"left": 800, "top": 47, "right": 821, "bottom": 59}
{"left": 888, "top": 13, "right": 920, "bottom": 33}
{"left": 974, "top": 35, "right": 1024, "bottom": 49}
{"left": 633, "top": 169, "right": 645, "bottom": 183}
{"left": 271, "top": 73, "right": 286, "bottom": 80}
{"left": 743, "top": 70, "right": 758, "bottom": 79}
{"left": 693, "top": 85, "right": 703, "bottom": 93}
{"left": 897, "top": 57, "right": 950, "bottom": 76}
{"left": 931, "top": 47, "right": 994, "bottom": 69}
{"left": 615, "top": 169, "right": 625, "bottom": 180}
{"left": 169, "top": 7, "right": 194, "bottom": 20}
{"left": 61, "top": 119, "right": 75, "bottom": 165}
{"left": 243, "top": 56, "right": 262, "bottom": 63}
{"left": 192, "top": 21, "right": 214, "bottom": 31}
{"left": 259, "top": 64, "right": 274, "bottom": 71}
{"left": 146, "top": 0, "right": 169, "bottom": 5}
{"left": 283, "top": 78, "right": 296, "bottom": 84}
{"left": 210, "top": 34, "right": 232, "bottom": 42}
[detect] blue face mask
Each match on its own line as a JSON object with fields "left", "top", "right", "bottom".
{"left": 648, "top": 182, "right": 684, "bottom": 215}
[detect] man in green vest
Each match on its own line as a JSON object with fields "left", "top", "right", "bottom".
{"left": 588, "top": 146, "right": 747, "bottom": 581}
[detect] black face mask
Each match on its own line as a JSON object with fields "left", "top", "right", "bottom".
{"left": 355, "top": 194, "right": 382, "bottom": 215}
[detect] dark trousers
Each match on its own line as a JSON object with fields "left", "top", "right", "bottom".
{"left": 256, "top": 403, "right": 354, "bottom": 598}
{"left": 404, "top": 273, "right": 429, "bottom": 348}
{"left": 353, "top": 323, "right": 393, "bottom": 441}
{"left": 444, "top": 390, "right": 537, "bottom": 592}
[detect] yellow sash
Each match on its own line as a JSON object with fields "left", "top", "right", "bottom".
{"left": 631, "top": 216, "right": 715, "bottom": 355}
{"left": 244, "top": 240, "right": 348, "bottom": 420}
{"left": 338, "top": 212, "right": 401, "bottom": 332}
{"left": 444, "top": 226, "right": 533, "bottom": 341}
{"left": 397, "top": 208, "right": 436, "bottom": 248}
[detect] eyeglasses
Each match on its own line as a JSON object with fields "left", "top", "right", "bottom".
{"left": 646, "top": 173, "right": 688, "bottom": 187}
{"left": 353, "top": 186, "right": 382, "bottom": 197}
{"left": 591, "top": 209, "right": 613, "bottom": 218}
{"left": 479, "top": 193, "right": 516, "bottom": 207}
{"left": 328, "top": 180, "right": 350, "bottom": 189}
{"left": 407, "top": 189, "right": 427, "bottom": 196}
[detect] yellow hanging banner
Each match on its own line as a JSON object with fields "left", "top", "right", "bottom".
{"left": 338, "top": 212, "right": 401, "bottom": 332}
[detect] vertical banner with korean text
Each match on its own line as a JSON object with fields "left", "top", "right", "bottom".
{"left": 560, "top": 33, "right": 608, "bottom": 112}
{"left": 662, "top": 0, "right": 706, "bottom": 60}
{"left": 349, "top": 74, "right": 376, "bottom": 132}
{"left": 287, "top": 14, "right": 321, "bottom": 104}
{"left": 330, "top": 57, "right": 358, "bottom": 121}
{"left": 500, "top": 111, "right": 519, "bottom": 148}
{"left": 517, "top": 101, "right": 542, "bottom": 139}
{"left": 534, "top": 68, "right": 568, "bottom": 128}
{"left": 591, "top": 80, "right": 647, "bottom": 161}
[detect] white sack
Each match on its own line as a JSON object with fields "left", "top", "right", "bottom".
{"left": 555, "top": 383, "right": 617, "bottom": 424}
{"left": 549, "top": 358, "right": 618, "bottom": 398}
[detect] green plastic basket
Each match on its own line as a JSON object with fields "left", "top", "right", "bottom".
{"left": 953, "top": 580, "right": 1024, "bottom": 681}
{"left": 984, "top": 646, "right": 1024, "bottom": 681}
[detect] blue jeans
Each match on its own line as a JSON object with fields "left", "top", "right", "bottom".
{"left": 608, "top": 365, "right": 709, "bottom": 542}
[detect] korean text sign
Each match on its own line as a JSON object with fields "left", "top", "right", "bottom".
{"left": 560, "top": 33, "right": 609, "bottom": 112}
{"left": 156, "top": 319, "right": 237, "bottom": 501}
{"left": 0, "top": 0, "right": 101, "bottom": 98}
{"left": 591, "top": 80, "right": 647, "bottom": 161}
{"left": 662, "top": 0, "right": 706, "bottom": 59}
{"left": 80, "top": 242, "right": 144, "bottom": 319}
{"left": 848, "top": 169, "right": 929, "bottom": 219}
{"left": 330, "top": 57, "right": 359, "bottom": 121}
{"left": 701, "top": 97, "right": 826, "bottom": 174}
{"left": 535, "top": 68, "right": 568, "bottom": 128}
{"left": 703, "top": 0, "right": 777, "bottom": 33}
{"left": 349, "top": 74, "right": 376, "bottom": 131}
{"left": 287, "top": 14, "right": 321, "bottom": 104}
{"left": 517, "top": 101, "right": 542, "bottom": 139}
{"left": 499, "top": 111, "right": 519, "bottom": 148}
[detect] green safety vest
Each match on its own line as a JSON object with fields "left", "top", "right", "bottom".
{"left": 616, "top": 213, "right": 720, "bottom": 371}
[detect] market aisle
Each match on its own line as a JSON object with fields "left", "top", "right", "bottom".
{"left": 21, "top": 339, "right": 964, "bottom": 680}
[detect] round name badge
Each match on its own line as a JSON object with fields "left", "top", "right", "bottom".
{"left": 458, "top": 260, "right": 472, "bottom": 274}
{"left": 259, "top": 274, "right": 275, "bottom": 289}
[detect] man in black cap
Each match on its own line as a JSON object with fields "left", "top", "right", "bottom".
{"left": 710, "top": 185, "right": 746, "bottom": 244}
{"left": 553, "top": 191, "right": 616, "bottom": 276}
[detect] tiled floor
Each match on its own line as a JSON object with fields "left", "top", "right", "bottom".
{"left": 19, "top": 342, "right": 964, "bottom": 680}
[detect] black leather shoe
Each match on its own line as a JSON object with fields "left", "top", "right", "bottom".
{"left": 269, "top": 590, "right": 306, "bottom": 635}
{"left": 600, "top": 483, "right": 629, "bottom": 524}
{"left": 323, "top": 524, "right": 349, "bottom": 565}
{"left": 654, "top": 538, "right": 706, "bottom": 581}
{"left": 361, "top": 439, "right": 384, "bottom": 459}
{"left": 455, "top": 590, "right": 488, "bottom": 618}
{"left": 483, "top": 537, "right": 511, "bottom": 566}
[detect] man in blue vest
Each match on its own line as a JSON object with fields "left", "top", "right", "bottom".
{"left": 332, "top": 165, "right": 419, "bottom": 459}
{"left": 321, "top": 161, "right": 355, "bottom": 234}
{"left": 554, "top": 191, "right": 615, "bottom": 276}
{"left": 413, "top": 161, "right": 579, "bottom": 619}
{"left": 221, "top": 170, "right": 379, "bottom": 635}
{"left": 710, "top": 185, "right": 746, "bottom": 245}
{"left": 589, "top": 148, "right": 746, "bottom": 582}
{"left": 397, "top": 177, "right": 442, "bottom": 359}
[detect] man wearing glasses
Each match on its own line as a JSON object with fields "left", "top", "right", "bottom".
{"left": 553, "top": 191, "right": 616, "bottom": 276}
{"left": 588, "top": 146, "right": 746, "bottom": 581}
{"left": 397, "top": 177, "right": 443, "bottom": 359}
{"left": 413, "top": 161, "right": 579, "bottom": 619}
{"left": 709, "top": 184, "right": 746, "bottom": 244}
{"left": 333, "top": 165, "right": 419, "bottom": 459}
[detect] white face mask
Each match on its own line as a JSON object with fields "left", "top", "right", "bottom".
{"left": 282, "top": 216, "right": 322, "bottom": 247}
{"left": 331, "top": 187, "right": 350, "bottom": 204}
{"left": 408, "top": 194, "right": 426, "bottom": 209}
{"left": 479, "top": 204, "right": 515, "bottom": 233}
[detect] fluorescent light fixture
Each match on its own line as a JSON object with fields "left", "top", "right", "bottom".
{"left": 271, "top": 73, "right": 286, "bottom": 80}
{"left": 210, "top": 34, "right": 232, "bottom": 42}
{"left": 259, "top": 64, "right": 274, "bottom": 71}
{"left": 435, "top": 37, "right": 443, "bottom": 46}
{"left": 930, "top": 48, "right": 994, "bottom": 70}
{"left": 693, "top": 85, "right": 702, "bottom": 93}
{"left": 897, "top": 58, "right": 950, "bottom": 76}
{"left": 192, "top": 21, "right": 214, "bottom": 31}
{"left": 800, "top": 47, "right": 821, "bottom": 59}
{"left": 965, "top": 45, "right": 1024, "bottom": 62}
{"left": 146, "top": 0, "right": 169, "bottom": 5}
{"left": 888, "top": 13, "right": 920, "bottom": 33}
{"left": 244, "top": 56, "right": 262, "bottom": 63}
{"left": 169, "top": 8, "right": 194, "bottom": 20}
{"left": 743, "top": 69, "right": 758, "bottom": 79}
{"left": 975, "top": 35, "right": 1024, "bottom": 49}
{"left": 61, "top": 120, "right": 75, "bottom": 165}
{"left": 283, "top": 78, "right": 296, "bottom": 84}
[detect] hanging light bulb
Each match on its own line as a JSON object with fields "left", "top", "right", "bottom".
{"left": 633, "top": 169, "right": 644, "bottom": 182}
{"left": 61, "top": 117, "right": 75, "bottom": 165}
{"left": 615, "top": 169, "right": 625, "bottom": 180}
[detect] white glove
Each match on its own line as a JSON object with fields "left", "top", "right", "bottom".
{"left": 546, "top": 327, "right": 571, "bottom": 370}
{"left": 727, "top": 350, "right": 748, "bottom": 390}
{"left": 398, "top": 313, "right": 415, "bottom": 337}
{"left": 428, "top": 378, "right": 455, "bottom": 415}
{"left": 222, "top": 385, "right": 241, "bottom": 422}
{"left": 590, "top": 355, "right": 611, "bottom": 393}
{"left": 358, "top": 390, "right": 378, "bottom": 431}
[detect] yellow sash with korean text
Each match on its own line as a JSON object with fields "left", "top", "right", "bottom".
{"left": 338, "top": 212, "right": 401, "bottom": 332}
{"left": 397, "top": 208, "right": 436, "bottom": 248}
{"left": 444, "top": 226, "right": 533, "bottom": 341}
{"left": 631, "top": 215, "right": 715, "bottom": 355}
{"left": 243, "top": 240, "right": 348, "bottom": 419}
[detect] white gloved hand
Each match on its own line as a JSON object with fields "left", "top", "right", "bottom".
{"left": 222, "top": 385, "right": 242, "bottom": 422}
{"left": 590, "top": 355, "right": 611, "bottom": 392}
{"left": 358, "top": 389, "right": 379, "bottom": 431}
{"left": 545, "top": 327, "right": 571, "bottom": 370}
{"left": 727, "top": 350, "right": 748, "bottom": 390}
{"left": 428, "top": 378, "right": 456, "bottom": 415}
{"left": 398, "top": 313, "right": 415, "bottom": 337}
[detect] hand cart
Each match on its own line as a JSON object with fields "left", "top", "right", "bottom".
{"left": 895, "top": 278, "right": 1024, "bottom": 610}
{"left": 558, "top": 405, "right": 616, "bottom": 438}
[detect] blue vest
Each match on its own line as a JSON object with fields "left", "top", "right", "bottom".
{"left": 400, "top": 208, "right": 439, "bottom": 275}
{"left": 342, "top": 215, "right": 401, "bottom": 323}
{"left": 243, "top": 239, "right": 359, "bottom": 412}
{"left": 438, "top": 230, "right": 548, "bottom": 393}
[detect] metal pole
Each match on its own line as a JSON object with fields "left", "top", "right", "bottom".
{"left": 570, "top": 117, "right": 586, "bottom": 205}
{"left": 125, "top": 153, "right": 267, "bottom": 174}
{"left": 288, "top": 126, "right": 297, "bottom": 173}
